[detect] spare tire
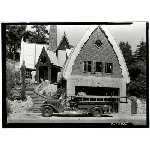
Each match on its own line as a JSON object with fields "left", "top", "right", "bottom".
{"left": 91, "top": 107, "right": 103, "bottom": 117}
{"left": 42, "top": 107, "right": 53, "bottom": 117}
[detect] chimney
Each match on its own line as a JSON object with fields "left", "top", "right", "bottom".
{"left": 49, "top": 25, "right": 57, "bottom": 53}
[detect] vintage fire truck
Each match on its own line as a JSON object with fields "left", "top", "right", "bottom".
{"left": 40, "top": 95, "right": 128, "bottom": 117}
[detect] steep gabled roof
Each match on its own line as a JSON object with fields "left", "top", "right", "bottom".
{"left": 46, "top": 50, "right": 60, "bottom": 67}
{"left": 36, "top": 47, "right": 60, "bottom": 67}
{"left": 20, "top": 41, "right": 60, "bottom": 69}
{"left": 57, "top": 32, "right": 70, "bottom": 50}
{"left": 63, "top": 25, "right": 130, "bottom": 83}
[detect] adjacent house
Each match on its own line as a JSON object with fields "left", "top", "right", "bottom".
{"left": 61, "top": 25, "right": 130, "bottom": 112}
{"left": 20, "top": 25, "right": 72, "bottom": 83}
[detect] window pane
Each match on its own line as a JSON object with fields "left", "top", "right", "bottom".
{"left": 87, "top": 61, "right": 91, "bottom": 72}
{"left": 105, "top": 63, "right": 112, "bottom": 73}
{"left": 95, "top": 39, "right": 102, "bottom": 48}
{"left": 96, "top": 62, "right": 102, "bottom": 72}
{"left": 84, "top": 61, "right": 86, "bottom": 71}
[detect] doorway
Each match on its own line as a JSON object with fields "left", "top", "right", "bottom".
{"left": 131, "top": 100, "right": 137, "bottom": 114}
{"left": 39, "top": 66, "right": 48, "bottom": 82}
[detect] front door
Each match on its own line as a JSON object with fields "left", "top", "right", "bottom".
{"left": 39, "top": 66, "right": 48, "bottom": 82}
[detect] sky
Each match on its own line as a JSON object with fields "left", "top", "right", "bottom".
{"left": 27, "top": 22, "right": 146, "bottom": 53}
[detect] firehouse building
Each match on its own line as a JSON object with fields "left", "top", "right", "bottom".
{"left": 20, "top": 25, "right": 130, "bottom": 113}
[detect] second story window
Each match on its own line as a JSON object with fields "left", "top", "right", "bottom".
{"left": 105, "top": 63, "right": 113, "bottom": 74}
{"left": 84, "top": 61, "right": 92, "bottom": 72}
{"left": 95, "top": 62, "right": 102, "bottom": 72}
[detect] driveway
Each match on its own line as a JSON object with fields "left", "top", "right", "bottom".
{"left": 7, "top": 112, "right": 147, "bottom": 126}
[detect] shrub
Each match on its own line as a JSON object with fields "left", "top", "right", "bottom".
{"left": 6, "top": 59, "right": 20, "bottom": 99}
{"left": 6, "top": 98, "right": 12, "bottom": 115}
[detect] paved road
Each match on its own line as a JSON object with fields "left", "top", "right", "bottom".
{"left": 7, "top": 112, "right": 147, "bottom": 126}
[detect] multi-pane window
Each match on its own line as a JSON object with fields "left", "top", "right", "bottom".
{"left": 95, "top": 62, "right": 102, "bottom": 72}
{"left": 95, "top": 39, "right": 102, "bottom": 48}
{"left": 25, "top": 70, "right": 32, "bottom": 79}
{"left": 105, "top": 63, "right": 113, "bottom": 74}
{"left": 84, "top": 61, "right": 113, "bottom": 74}
{"left": 84, "top": 61, "right": 92, "bottom": 72}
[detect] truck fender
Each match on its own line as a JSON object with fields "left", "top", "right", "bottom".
{"left": 41, "top": 104, "right": 59, "bottom": 113}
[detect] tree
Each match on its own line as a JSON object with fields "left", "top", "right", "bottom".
{"left": 134, "top": 40, "right": 146, "bottom": 62}
{"left": 119, "top": 41, "right": 134, "bottom": 69}
{"left": 28, "top": 25, "right": 49, "bottom": 44}
{"left": 126, "top": 40, "right": 147, "bottom": 99}
{"left": 6, "top": 25, "right": 31, "bottom": 61}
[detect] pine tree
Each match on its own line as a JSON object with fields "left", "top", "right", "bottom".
{"left": 134, "top": 40, "right": 146, "bottom": 62}
{"left": 127, "top": 40, "right": 147, "bottom": 99}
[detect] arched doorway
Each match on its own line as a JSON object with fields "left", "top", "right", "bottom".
{"left": 39, "top": 66, "right": 48, "bottom": 82}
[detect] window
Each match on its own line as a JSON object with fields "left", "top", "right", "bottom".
{"left": 84, "top": 61, "right": 92, "bottom": 72}
{"left": 95, "top": 39, "right": 102, "bottom": 48}
{"left": 105, "top": 63, "right": 113, "bottom": 74}
{"left": 25, "top": 70, "right": 32, "bottom": 79}
{"left": 84, "top": 61, "right": 86, "bottom": 72}
{"left": 87, "top": 61, "right": 91, "bottom": 72}
{"left": 95, "top": 62, "right": 102, "bottom": 72}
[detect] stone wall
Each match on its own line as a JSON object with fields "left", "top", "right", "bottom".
{"left": 137, "top": 99, "right": 146, "bottom": 114}
{"left": 67, "top": 75, "right": 126, "bottom": 96}
{"left": 119, "top": 99, "right": 131, "bottom": 114}
{"left": 71, "top": 26, "right": 122, "bottom": 78}
{"left": 119, "top": 97, "right": 146, "bottom": 114}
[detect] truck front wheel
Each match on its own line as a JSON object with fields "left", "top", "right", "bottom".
{"left": 42, "top": 107, "right": 53, "bottom": 117}
{"left": 91, "top": 107, "right": 103, "bottom": 117}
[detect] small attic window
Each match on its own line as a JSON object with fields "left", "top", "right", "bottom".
{"left": 95, "top": 39, "right": 102, "bottom": 48}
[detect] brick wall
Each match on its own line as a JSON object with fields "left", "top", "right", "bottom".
{"left": 71, "top": 26, "right": 122, "bottom": 78}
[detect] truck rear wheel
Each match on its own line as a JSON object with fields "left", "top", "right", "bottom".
{"left": 91, "top": 107, "right": 103, "bottom": 117}
{"left": 42, "top": 107, "right": 53, "bottom": 117}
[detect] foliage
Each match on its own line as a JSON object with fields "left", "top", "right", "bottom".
{"left": 21, "top": 61, "right": 26, "bottom": 101}
{"left": 28, "top": 25, "right": 49, "bottom": 44}
{"left": 51, "top": 88, "right": 62, "bottom": 99}
{"left": 6, "top": 98, "right": 12, "bottom": 115}
{"left": 119, "top": 40, "right": 147, "bottom": 99}
{"left": 6, "top": 59, "right": 20, "bottom": 99}
{"left": 134, "top": 40, "right": 146, "bottom": 62}
{"left": 6, "top": 25, "right": 31, "bottom": 61}
{"left": 119, "top": 41, "right": 134, "bottom": 69}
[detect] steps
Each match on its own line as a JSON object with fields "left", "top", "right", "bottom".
{"left": 26, "top": 83, "right": 47, "bottom": 113}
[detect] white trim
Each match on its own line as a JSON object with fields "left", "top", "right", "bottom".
{"left": 63, "top": 25, "right": 130, "bottom": 83}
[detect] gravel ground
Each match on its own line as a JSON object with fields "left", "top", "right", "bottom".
{"left": 7, "top": 112, "right": 147, "bottom": 125}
